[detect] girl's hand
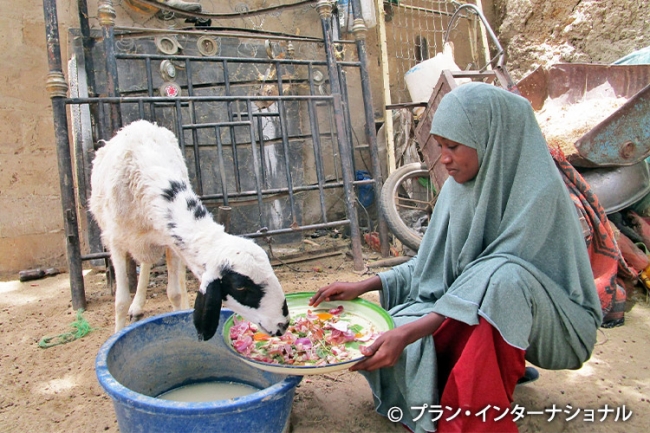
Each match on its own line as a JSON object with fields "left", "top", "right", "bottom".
{"left": 350, "top": 328, "right": 408, "bottom": 372}
{"left": 309, "top": 279, "right": 377, "bottom": 307}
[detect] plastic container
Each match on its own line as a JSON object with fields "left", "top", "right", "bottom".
{"left": 404, "top": 44, "right": 464, "bottom": 103}
{"left": 96, "top": 310, "right": 302, "bottom": 433}
{"left": 337, "top": 0, "right": 377, "bottom": 32}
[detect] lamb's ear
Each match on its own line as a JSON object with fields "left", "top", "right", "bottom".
{"left": 193, "top": 278, "right": 222, "bottom": 341}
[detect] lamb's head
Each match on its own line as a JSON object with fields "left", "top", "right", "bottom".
{"left": 193, "top": 237, "right": 290, "bottom": 341}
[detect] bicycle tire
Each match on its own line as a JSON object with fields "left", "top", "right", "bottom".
{"left": 379, "top": 162, "right": 434, "bottom": 252}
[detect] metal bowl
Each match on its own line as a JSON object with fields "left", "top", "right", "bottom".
{"left": 579, "top": 160, "right": 650, "bottom": 214}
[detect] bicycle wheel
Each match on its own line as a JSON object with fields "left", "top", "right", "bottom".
{"left": 379, "top": 162, "right": 436, "bottom": 252}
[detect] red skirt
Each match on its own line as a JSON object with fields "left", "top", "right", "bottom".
{"left": 433, "top": 317, "right": 526, "bottom": 433}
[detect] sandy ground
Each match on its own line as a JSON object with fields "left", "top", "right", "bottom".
{"left": 1, "top": 239, "right": 649, "bottom": 433}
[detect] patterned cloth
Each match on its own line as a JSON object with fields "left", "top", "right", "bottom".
{"left": 550, "top": 147, "right": 633, "bottom": 327}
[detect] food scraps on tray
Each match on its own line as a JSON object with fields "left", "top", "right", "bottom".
{"left": 228, "top": 305, "right": 383, "bottom": 366}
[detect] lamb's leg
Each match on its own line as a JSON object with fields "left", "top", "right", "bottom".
{"left": 127, "top": 262, "right": 152, "bottom": 323}
{"left": 112, "top": 249, "right": 132, "bottom": 332}
{"left": 166, "top": 248, "right": 189, "bottom": 310}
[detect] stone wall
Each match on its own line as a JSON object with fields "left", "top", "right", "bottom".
{"left": 493, "top": 0, "right": 650, "bottom": 82}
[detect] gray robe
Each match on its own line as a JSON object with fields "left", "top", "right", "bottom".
{"left": 362, "top": 83, "right": 602, "bottom": 433}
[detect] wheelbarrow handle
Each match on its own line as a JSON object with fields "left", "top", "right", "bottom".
{"left": 443, "top": 3, "right": 505, "bottom": 71}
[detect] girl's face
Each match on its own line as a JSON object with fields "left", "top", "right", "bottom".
{"left": 434, "top": 135, "right": 480, "bottom": 184}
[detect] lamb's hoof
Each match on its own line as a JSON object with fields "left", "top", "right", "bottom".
{"left": 129, "top": 312, "right": 145, "bottom": 323}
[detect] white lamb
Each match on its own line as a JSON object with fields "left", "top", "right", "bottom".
{"left": 89, "top": 120, "right": 290, "bottom": 341}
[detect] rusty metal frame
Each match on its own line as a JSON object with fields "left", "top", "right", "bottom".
{"left": 42, "top": 0, "right": 389, "bottom": 308}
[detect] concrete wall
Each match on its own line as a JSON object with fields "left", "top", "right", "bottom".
{"left": 0, "top": 0, "right": 76, "bottom": 276}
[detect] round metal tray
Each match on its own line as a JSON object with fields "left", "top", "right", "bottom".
{"left": 580, "top": 160, "right": 650, "bottom": 214}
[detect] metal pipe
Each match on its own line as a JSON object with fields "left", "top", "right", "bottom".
{"left": 98, "top": 0, "right": 122, "bottom": 133}
{"left": 42, "top": 0, "right": 86, "bottom": 310}
{"left": 276, "top": 63, "right": 299, "bottom": 225}
{"left": 307, "top": 63, "right": 329, "bottom": 221}
{"left": 375, "top": 0, "right": 396, "bottom": 174}
{"left": 443, "top": 3, "right": 505, "bottom": 69}
{"left": 215, "top": 127, "right": 230, "bottom": 206}
{"left": 350, "top": 0, "right": 390, "bottom": 258}
{"left": 317, "top": 0, "right": 364, "bottom": 271}
{"left": 246, "top": 100, "right": 267, "bottom": 228}
{"left": 245, "top": 219, "right": 351, "bottom": 239}
{"left": 222, "top": 59, "right": 242, "bottom": 192}
{"left": 395, "top": 3, "right": 455, "bottom": 17}
{"left": 145, "top": 57, "right": 156, "bottom": 121}
{"left": 185, "top": 58, "right": 204, "bottom": 195}
{"left": 76, "top": 0, "right": 97, "bottom": 94}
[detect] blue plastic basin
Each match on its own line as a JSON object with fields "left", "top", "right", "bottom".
{"left": 96, "top": 309, "right": 302, "bottom": 433}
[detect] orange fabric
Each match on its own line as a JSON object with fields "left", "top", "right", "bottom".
{"left": 550, "top": 147, "right": 633, "bottom": 326}
{"left": 433, "top": 318, "right": 526, "bottom": 433}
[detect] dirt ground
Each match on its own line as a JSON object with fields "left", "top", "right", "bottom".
{"left": 1, "top": 238, "right": 649, "bottom": 433}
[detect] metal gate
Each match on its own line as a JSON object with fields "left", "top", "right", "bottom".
{"left": 43, "top": 0, "right": 389, "bottom": 309}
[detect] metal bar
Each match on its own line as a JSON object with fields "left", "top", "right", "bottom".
{"left": 246, "top": 100, "right": 267, "bottom": 228}
{"left": 222, "top": 59, "right": 241, "bottom": 192}
{"left": 396, "top": 3, "right": 455, "bottom": 17}
{"left": 215, "top": 127, "right": 229, "bottom": 206}
{"left": 245, "top": 220, "right": 351, "bottom": 239}
{"left": 182, "top": 120, "right": 252, "bottom": 129}
{"left": 97, "top": 101, "right": 107, "bottom": 140}
{"left": 116, "top": 53, "right": 331, "bottom": 64}
{"left": 113, "top": 26, "right": 327, "bottom": 44}
{"left": 185, "top": 58, "right": 203, "bottom": 195}
{"left": 350, "top": 0, "right": 390, "bottom": 257}
{"left": 443, "top": 3, "right": 505, "bottom": 69}
{"left": 198, "top": 178, "right": 373, "bottom": 202}
{"left": 42, "top": 0, "right": 86, "bottom": 310}
{"left": 375, "top": 0, "right": 396, "bottom": 174}
{"left": 307, "top": 63, "right": 328, "bottom": 221}
{"left": 256, "top": 113, "right": 268, "bottom": 189}
{"left": 98, "top": 0, "right": 122, "bottom": 134}
{"left": 323, "top": 100, "right": 341, "bottom": 182}
{"left": 276, "top": 62, "right": 298, "bottom": 224}
{"left": 145, "top": 57, "right": 156, "bottom": 121}
{"left": 134, "top": 0, "right": 316, "bottom": 20}
{"left": 65, "top": 94, "right": 335, "bottom": 104}
{"left": 81, "top": 252, "right": 111, "bottom": 260}
{"left": 175, "top": 99, "right": 185, "bottom": 154}
{"left": 337, "top": 64, "right": 356, "bottom": 172}
{"left": 317, "top": 1, "right": 364, "bottom": 271}
{"left": 76, "top": 0, "right": 97, "bottom": 94}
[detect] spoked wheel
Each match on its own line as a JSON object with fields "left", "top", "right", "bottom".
{"left": 379, "top": 162, "right": 436, "bottom": 252}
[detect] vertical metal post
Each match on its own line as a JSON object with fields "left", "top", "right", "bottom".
{"left": 42, "top": 0, "right": 86, "bottom": 310}
{"left": 76, "top": 0, "right": 97, "bottom": 94}
{"left": 350, "top": 0, "right": 390, "bottom": 257}
{"left": 317, "top": 0, "right": 364, "bottom": 271}
{"left": 98, "top": 0, "right": 122, "bottom": 133}
{"left": 374, "top": 0, "right": 396, "bottom": 174}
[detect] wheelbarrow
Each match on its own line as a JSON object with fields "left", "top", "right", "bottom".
{"left": 517, "top": 63, "right": 650, "bottom": 168}
{"left": 518, "top": 63, "right": 650, "bottom": 214}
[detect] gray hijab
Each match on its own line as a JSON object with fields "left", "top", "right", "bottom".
{"left": 425, "top": 82, "right": 602, "bottom": 341}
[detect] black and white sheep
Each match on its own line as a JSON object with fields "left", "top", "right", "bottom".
{"left": 89, "top": 120, "right": 290, "bottom": 341}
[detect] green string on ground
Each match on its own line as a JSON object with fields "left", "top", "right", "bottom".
{"left": 38, "top": 309, "right": 96, "bottom": 348}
